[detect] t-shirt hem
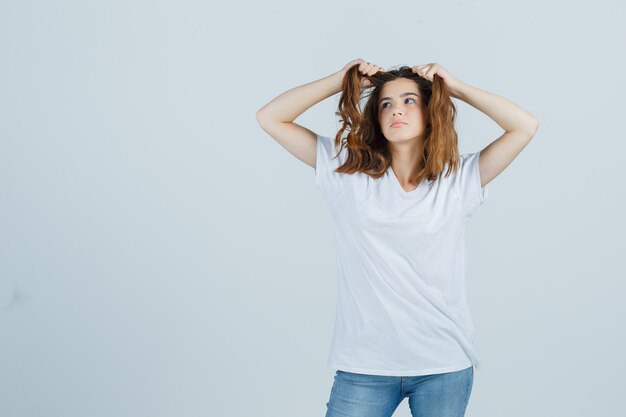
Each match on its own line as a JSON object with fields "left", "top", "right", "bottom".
{"left": 327, "top": 360, "right": 473, "bottom": 377}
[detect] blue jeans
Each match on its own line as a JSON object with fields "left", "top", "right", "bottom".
{"left": 325, "top": 366, "right": 473, "bottom": 417}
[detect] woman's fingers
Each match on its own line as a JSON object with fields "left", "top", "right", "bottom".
{"left": 412, "top": 64, "right": 432, "bottom": 79}
{"left": 359, "top": 61, "right": 384, "bottom": 76}
{"left": 358, "top": 61, "right": 372, "bottom": 72}
{"left": 369, "top": 66, "right": 383, "bottom": 75}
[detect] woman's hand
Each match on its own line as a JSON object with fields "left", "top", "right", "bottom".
{"left": 412, "top": 63, "right": 461, "bottom": 93}
{"left": 336, "top": 58, "right": 385, "bottom": 88}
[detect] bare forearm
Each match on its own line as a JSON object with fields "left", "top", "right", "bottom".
{"left": 450, "top": 80, "right": 539, "bottom": 133}
{"left": 256, "top": 72, "right": 342, "bottom": 123}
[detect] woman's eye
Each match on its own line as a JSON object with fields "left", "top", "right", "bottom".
{"left": 382, "top": 98, "right": 415, "bottom": 109}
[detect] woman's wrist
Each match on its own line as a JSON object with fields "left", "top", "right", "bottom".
{"left": 328, "top": 71, "right": 344, "bottom": 94}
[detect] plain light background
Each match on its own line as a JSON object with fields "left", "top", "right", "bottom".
{"left": 1, "top": 0, "right": 624, "bottom": 416}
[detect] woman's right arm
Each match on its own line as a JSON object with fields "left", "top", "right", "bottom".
{"left": 255, "top": 59, "right": 383, "bottom": 169}
{"left": 255, "top": 71, "right": 343, "bottom": 169}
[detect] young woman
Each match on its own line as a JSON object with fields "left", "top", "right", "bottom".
{"left": 256, "top": 59, "right": 539, "bottom": 417}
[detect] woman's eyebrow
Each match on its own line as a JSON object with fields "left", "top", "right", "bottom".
{"left": 379, "top": 92, "right": 419, "bottom": 103}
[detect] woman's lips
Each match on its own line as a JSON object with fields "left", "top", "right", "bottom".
{"left": 391, "top": 122, "right": 407, "bottom": 128}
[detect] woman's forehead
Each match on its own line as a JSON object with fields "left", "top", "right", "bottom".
{"left": 380, "top": 78, "right": 419, "bottom": 95}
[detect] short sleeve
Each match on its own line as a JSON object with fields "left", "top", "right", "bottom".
{"left": 455, "top": 151, "right": 489, "bottom": 219}
{"left": 315, "top": 134, "right": 347, "bottom": 205}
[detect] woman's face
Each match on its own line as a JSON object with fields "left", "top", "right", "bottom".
{"left": 377, "top": 78, "right": 429, "bottom": 144}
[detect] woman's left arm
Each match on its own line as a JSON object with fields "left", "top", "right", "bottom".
{"left": 450, "top": 80, "right": 539, "bottom": 188}
{"left": 413, "top": 63, "right": 540, "bottom": 188}
{"left": 449, "top": 80, "right": 539, "bottom": 134}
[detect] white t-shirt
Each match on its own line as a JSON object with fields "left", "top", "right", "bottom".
{"left": 315, "top": 134, "right": 489, "bottom": 377}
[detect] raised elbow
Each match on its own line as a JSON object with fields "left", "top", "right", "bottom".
{"left": 256, "top": 109, "right": 269, "bottom": 126}
{"left": 529, "top": 118, "right": 540, "bottom": 135}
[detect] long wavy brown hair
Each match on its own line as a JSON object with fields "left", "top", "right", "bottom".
{"left": 331, "top": 65, "right": 461, "bottom": 186}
